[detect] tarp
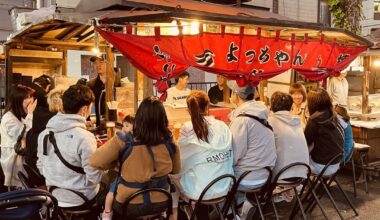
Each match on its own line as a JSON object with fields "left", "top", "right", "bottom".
{"left": 97, "top": 27, "right": 367, "bottom": 92}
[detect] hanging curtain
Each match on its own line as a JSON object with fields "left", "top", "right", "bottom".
{"left": 97, "top": 27, "right": 367, "bottom": 92}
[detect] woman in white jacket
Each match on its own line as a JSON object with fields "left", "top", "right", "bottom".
{"left": 0, "top": 85, "right": 37, "bottom": 189}
{"left": 171, "top": 90, "right": 233, "bottom": 219}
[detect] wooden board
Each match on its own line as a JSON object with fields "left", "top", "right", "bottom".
{"left": 115, "top": 83, "right": 135, "bottom": 117}
{"left": 9, "top": 49, "right": 63, "bottom": 59}
{"left": 165, "top": 106, "right": 191, "bottom": 127}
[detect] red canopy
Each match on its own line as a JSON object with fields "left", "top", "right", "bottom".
{"left": 97, "top": 27, "right": 367, "bottom": 92}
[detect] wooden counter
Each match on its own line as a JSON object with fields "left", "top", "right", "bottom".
{"left": 352, "top": 120, "right": 380, "bottom": 161}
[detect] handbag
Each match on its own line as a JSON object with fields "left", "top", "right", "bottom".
{"left": 14, "top": 125, "right": 26, "bottom": 156}
{"left": 3, "top": 124, "right": 27, "bottom": 187}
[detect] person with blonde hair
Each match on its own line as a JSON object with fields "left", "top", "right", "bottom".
{"left": 289, "top": 83, "right": 309, "bottom": 129}
{"left": 47, "top": 86, "right": 64, "bottom": 113}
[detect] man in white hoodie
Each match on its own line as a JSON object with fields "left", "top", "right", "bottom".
{"left": 37, "top": 85, "right": 102, "bottom": 208}
{"left": 228, "top": 81, "right": 276, "bottom": 211}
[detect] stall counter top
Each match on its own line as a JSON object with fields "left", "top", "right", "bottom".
{"left": 351, "top": 119, "right": 380, "bottom": 129}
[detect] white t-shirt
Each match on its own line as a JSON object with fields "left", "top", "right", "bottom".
{"left": 327, "top": 77, "right": 348, "bottom": 106}
{"left": 165, "top": 86, "right": 191, "bottom": 107}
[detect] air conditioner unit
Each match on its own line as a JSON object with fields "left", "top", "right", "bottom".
{"left": 56, "top": 0, "right": 81, "bottom": 8}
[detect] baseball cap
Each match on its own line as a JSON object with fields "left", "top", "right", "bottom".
{"left": 227, "top": 80, "right": 254, "bottom": 100}
{"left": 89, "top": 55, "right": 105, "bottom": 62}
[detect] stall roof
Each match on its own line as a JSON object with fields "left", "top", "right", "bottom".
{"left": 97, "top": 0, "right": 372, "bottom": 47}
{"left": 5, "top": 11, "right": 115, "bottom": 50}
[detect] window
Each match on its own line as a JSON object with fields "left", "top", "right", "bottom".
{"left": 375, "top": 0, "right": 380, "bottom": 20}
{"left": 319, "top": 0, "right": 331, "bottom": 26}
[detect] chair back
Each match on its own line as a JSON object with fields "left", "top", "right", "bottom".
{"left": 49, "top": 186, "right": 94, "bottom": 217}
{"left": 190, "top": 174, "right": 236, "bottom": 220}
{"left": 272, "top": 162, "right": 311, "bottom": 187}
{"left": 315, "top": 153, "right": 343, "bottom": 179}
{"left": 121, "top": 188, "right": 173, "bottom": 220}
{"left": 238, "top": 167, "right": 272, "bottom": 198}
{"left": 0, "top": 189, "right": 58, "bottom": 220}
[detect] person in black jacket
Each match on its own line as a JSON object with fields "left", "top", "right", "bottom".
{"left": 304, "top": 88, "right": 344, "bottom": 175}
{"left": 208, "top": 75, "right": 230, "bottom": 104}
{"left": 25, "top": 75, "right": 55, "bottom": 186}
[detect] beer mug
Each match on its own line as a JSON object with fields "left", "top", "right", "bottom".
{"left": 173, "top": 123, "right": 181, "bottom": 141}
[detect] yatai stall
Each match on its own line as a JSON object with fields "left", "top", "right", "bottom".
{"left": 93, "top": 0, "right": 371, "bottom": 135}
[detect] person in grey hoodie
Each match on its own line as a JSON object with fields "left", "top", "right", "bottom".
{"left": 37, "top": 85, "right": 102, "bottom": 208}
{"left": 228, "top": 81, "right": 277, "bottom": 188}
{"left": 268, "top": 92, "right": 309, "bottom": 180}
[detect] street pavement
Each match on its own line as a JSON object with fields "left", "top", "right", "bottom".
{"left": 268, "top": 171, "right": 380, "bottom": 220}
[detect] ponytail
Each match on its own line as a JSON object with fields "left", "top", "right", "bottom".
{"left": 187, "top": 91, "right": 209, "bottom": 143}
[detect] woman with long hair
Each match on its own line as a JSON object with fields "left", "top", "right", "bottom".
{"left": 305, "top": 88, "right": 344, "bottom": 175}
{"left": 171, "top": 90, "right": 233, "bottom": 219}
{"left": 1, "top": 85, "right": 37, "bottom": 189}
{"left": 90, "top": 96, "right": 180, "bottom": 219}
{"left": 289, "top": 83, "right": 309, "bottom": 129}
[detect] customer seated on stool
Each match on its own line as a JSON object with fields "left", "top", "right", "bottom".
{"left": 171, "top": 90, "right": 233, "bottom": 220}
{"left": 90, "top": 96, "right": 181, "bottom": 219}
{"left": 305, "top": 88, "right": 344, "bottom": 175}
{"left": 268, "top": 91, "right": 309, "bottom": 202}
{"left": 335, "top": 105, "right": 354, "bottom": 163}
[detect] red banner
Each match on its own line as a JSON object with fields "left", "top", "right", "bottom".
{"left": 97, "top": 28, "right": 366, "bottom": 91}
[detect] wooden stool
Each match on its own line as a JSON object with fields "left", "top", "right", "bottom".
{"left": 353, "top": 143, "right": 370, "bottom": 195}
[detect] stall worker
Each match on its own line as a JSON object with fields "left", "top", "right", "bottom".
{"left": 165, "top": 72, "right": 191, "bottom": 108}
{"left": 227, "top": 81, "right": 276, "bottom": 217}
{"left": 87, "top": 55, "right": 106, "bottom": 127}
{"left": 208, "top": 75, "right": 230, "bottom": 104}
{"left": 327, "top": 70, "right": 349, "bottom": 107}
{"left": 289, "top": 83, "right": 309, "bottom": 129}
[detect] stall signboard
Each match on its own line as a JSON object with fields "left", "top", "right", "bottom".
{"left": 97, "top": 28, "right": 367, "bottom": 93}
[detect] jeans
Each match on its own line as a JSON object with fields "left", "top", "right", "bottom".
{"left": 310, "top": 158, "right": 340, "bottom": 176}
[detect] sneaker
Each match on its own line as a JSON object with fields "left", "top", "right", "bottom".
{"left": 101, "top": 211, "right": 113, "bottom": 220}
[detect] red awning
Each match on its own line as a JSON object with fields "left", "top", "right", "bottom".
{"left": 97, "top": 27, "right": 367, "bottom": 92}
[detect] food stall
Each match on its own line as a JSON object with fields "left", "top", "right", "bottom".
{"left": 93, "top": 0, "right": 371, "bottom": 131}
{"left": 3, "top": 9, "right": 139, "bottom": 126}
{"left": 346, "top": 51, "right": 380, "bottom": 162}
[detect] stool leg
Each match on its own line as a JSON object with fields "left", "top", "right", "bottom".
{"left": 352, "top": 157, "right": 357, "bottom": 197}
{"left": 271, "top": 199, "right": 280, "bottom": 220}
{"left": 334, "top": 177, "right": 359, "bottom": 216}
{"left": 254, "top": 193, "right": 265, "bottom": 220}
{"left": 321, "top": 180, "right": 345, "bottom": 220}
{"left": 360, "top": 152, "right": 369, "bottom": 194}
{"left": 293, "top": 187, "right": 307, "bottom": 220}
